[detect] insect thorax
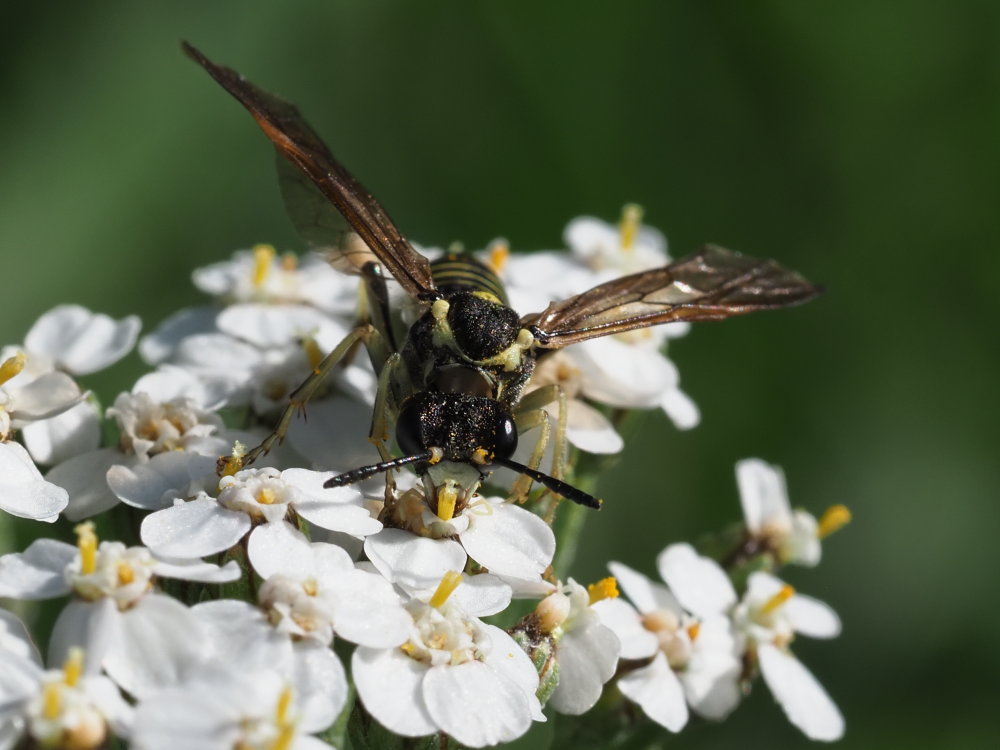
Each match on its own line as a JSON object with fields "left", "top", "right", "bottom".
{"left": 398, "top": 255, "right": 536, "bottom": 409}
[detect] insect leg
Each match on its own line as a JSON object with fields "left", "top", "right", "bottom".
{"left": 511, "top": 384, "right": 570, "bottom": 512}
{"left": 233, "top": 324, "right": 375, "bottom": 471}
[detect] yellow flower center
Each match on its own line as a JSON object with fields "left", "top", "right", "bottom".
{"left": 587, "top": 576, "right": 619, "bottom": 604}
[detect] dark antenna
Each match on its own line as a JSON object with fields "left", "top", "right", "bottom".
{"left": 324, "top": 453, "right": 432, "bottom": 488}
{"left": 492, "top": 457, "right": 603, "bottom": 509}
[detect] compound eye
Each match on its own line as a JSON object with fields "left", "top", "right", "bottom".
{"left": 492, "top": 413, "right": 518, "bottom": 460}
{"left": 395, "top": 399, "right": 426, "bottom": 456}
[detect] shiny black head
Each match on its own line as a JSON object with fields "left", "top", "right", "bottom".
{"left": 395, "top": 391, "right": 517, "bottom": 465}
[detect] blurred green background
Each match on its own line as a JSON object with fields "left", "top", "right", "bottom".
{"left": 2, "top": 1, "right": 997, "bottom": 748}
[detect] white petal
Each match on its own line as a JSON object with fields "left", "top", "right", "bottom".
{"left": 284, "top": 468, "right": 380, "bottom": 536}
{"left": 736, "top": 458, "right": 791, "bottom": 533}
{"left": 290, "top": 641, "right": 348, "bottom": 733}
{"left": 104, "top": 595, "right": 206, "bottom": 698}
{"left": 191, "top": 600, "right": 291, "bottom": 673}
{"left": 326, "top": 569, "right": 411, "bottom": 648}
{"left": 20, "top": 400, "right": 101, "bottom": 466}
{"left": 46, "top": 448, "right": 125, "bottom": 521}
{"left": 618, "top": 652, "right": 689, "bottom": 732}
{"left": 659, "top": 386, "right": 700, "bottom": 430}
{"left": 365, "top": 529, "right": 467, "bottom": 589}
{"left": 0, "top": 609, "right": 40, "bottom": 664}
{"left": 608, "top": 560, "right": 682, "bottom": 616}
{"left": 573, "top": 338, "right": 679, "bottom": 408}
{"left": 563, "top": 401, "right": 624, "bottom": 454}
{"left": 0, "top": 442, "right": 68, "bottom": 522}
{"left": 141, "top": 497, "right": 250, "bottom": 558}
{"left": 25, "top": 305, "right": 140, "bottom": 375}
{"left": 247, "top": 521, "right": 318, "bottom": 579}
{"left": 352, "top": 647, "right": 436, "bottom": 738}
{"left": 680, "top": 617, "right": 742, "bottom": 720}
{"left": 481, "top": 625, "right": 543, "bottom": 720}
{"left": 152, "top": 558, "right": 241, "bottom": 583}
{"left": 448, "top": 574, "right": 512, "bottom": 617}
{"left": 592, "top": 598, "right": 658, "bottom": 660}
{"left": 460, "top": 501, "right": 554, "bottom": 580}
{"left": 286, "top": 396, "right": 381, "bottom": 470}
{"left": 8, "top": 372, "right": 83, "bottom": 421}
{"left": 758, "top": 643, "right": 844, "bottom": 741}
{"left": 0, "top": 538, "right": 75, "bottom": 599}
{"left": 656, "top": 543, "right": 737, "bottom": 618}
{"left": 107, "top": 452, "right": 217, "bottom": 511}
{"left": 48, "top": 598, "right": 119, "bottom": 671}
{"left": 134, "top": 365, "right": 231, "bottom": 411}
{"left": 138, "top": 306, "right": 219, "bottom": 365}
{"left": 217, "top": 304, "right": 346, "bottom": 350}
{"left": 548, "top": 621, "right": 620, "bottom": 714}
{"left": 423, "top": 661, "right": 534, "bottom": 747}
{"left": 786, "top": 594, "right": 841, "bottom": 639}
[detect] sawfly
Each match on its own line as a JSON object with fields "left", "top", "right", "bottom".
{"left": 182, "top": 42, "right": 820, "bottom": 519}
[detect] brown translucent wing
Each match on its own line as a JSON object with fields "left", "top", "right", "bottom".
{"left": 522, "top": 245, "right": 821, "bottom": 349}
{"left": 181, "top": 42, "right": 436, "bottom": 299}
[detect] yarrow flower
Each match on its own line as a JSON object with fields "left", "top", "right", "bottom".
{"left": 596, "top": 544, "right": 742, "bottom": 732}
{"left": 352, "top": 571, "right": 544, "bottom": 747}
{"left": 732, "top": 571, "right": 844, "bottom": 741}
{"left": 736, "top": 457, "right": 851, "bottom": 567}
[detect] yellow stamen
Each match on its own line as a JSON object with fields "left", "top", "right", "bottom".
{"left": 302, "top": 578, "right": 318, "bottom": 597}
{"left": 429, "top": 570, "right": 463, "bottom": 608}
{"left": 219, "top": 441, "right": 247, "bottom": 477}
{"left": 271, "top": 724, "right": 295, "bottom": 750}
{"left": 488, "top": 240, "right": 510, "bottom": 274}
{"left": 0, "top": 351, "right": 26, "bottom": 386}
{"left": 587, "top": 576, "right": 619, "bottom": 605}
{"left": 117, "top": 562, "right": 135, "bottom": 586}
{"left": 75, "top": 522, "right": 98, "bottom": 576}
{"left": 301, "top": 337, "right": 325, "bottom": 371}
{"left": 618, "top": 203, "right": 643, "bottom": 251}
{"left": 400, "top": 641, "right": 418, "bottom": 657}
{"left": 275, "top": 685, "right": 293, "bottom": 724}
{"left": 252, "top": 244, "right": 276, "bottom": 287}
{"left": 436, "top": 487, "right": 457, "bottom": 521}
{"left": 42, "top": 682, "right": 61, "bottom": 720}
{"left": 63, "top": 648, "right": 84, "bottom": 688}
{"left": 281, "top": 251, "right": 298, "bottom": 271}
{"left": 761, "top": 584, "right": 795, "bottom": 615}
{"left": 817, "top": 504, "right": 852, "bottom": 539}
{"left": 257, "top": 487, "right": 277, "bottom": 505}
{"left": 687, "top": 622, "right": 701, "bottom": 642}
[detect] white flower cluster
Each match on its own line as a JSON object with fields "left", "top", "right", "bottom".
{"left": 0, "top": 210, "right": 848, "bottom": 748}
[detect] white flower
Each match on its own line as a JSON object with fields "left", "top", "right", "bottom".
{"left": 132, "top": 667, "right": 337, "bottom": 750}
{"left": 0, "top": 351, "right": 85, "bottom": 441}
{"left": 732, "top": 571, "right": 843, "bottom": 741}
{"left": 736, "top": 458, "right": 851, "bottom": 567}
{"left": 564, "top": 205, "right": 670, "bottom": 275}
{"left": 352, "top": 571, "right": 543, "bottom": 747}
{"left": 369, "top": 492, "right": 555, "bottom": 584}
{"left": 596, "top": 545, "right": 742, "bottom": 732}
{"left": 140, "top": 467, "right": 380, "bottom": 560}
{"left": 527, "top": 578, "right": 621, "bottom": 715}
{"left": 0, "top": 646, "right": 132, "bottom": 750}
{"left": 45, "top": 390, "right": 231, "bottom": 521}
{"left": 4, "top": 305, "right": 141, "bottom": 464}
{"left": 0, "top": 440, "right": 68, "bottom": 522}
{"left": 0, "top": 524, "right": 239, "bottom": 698}
{"left": 247, "top": 521, "right": 411, "bottom": 648}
